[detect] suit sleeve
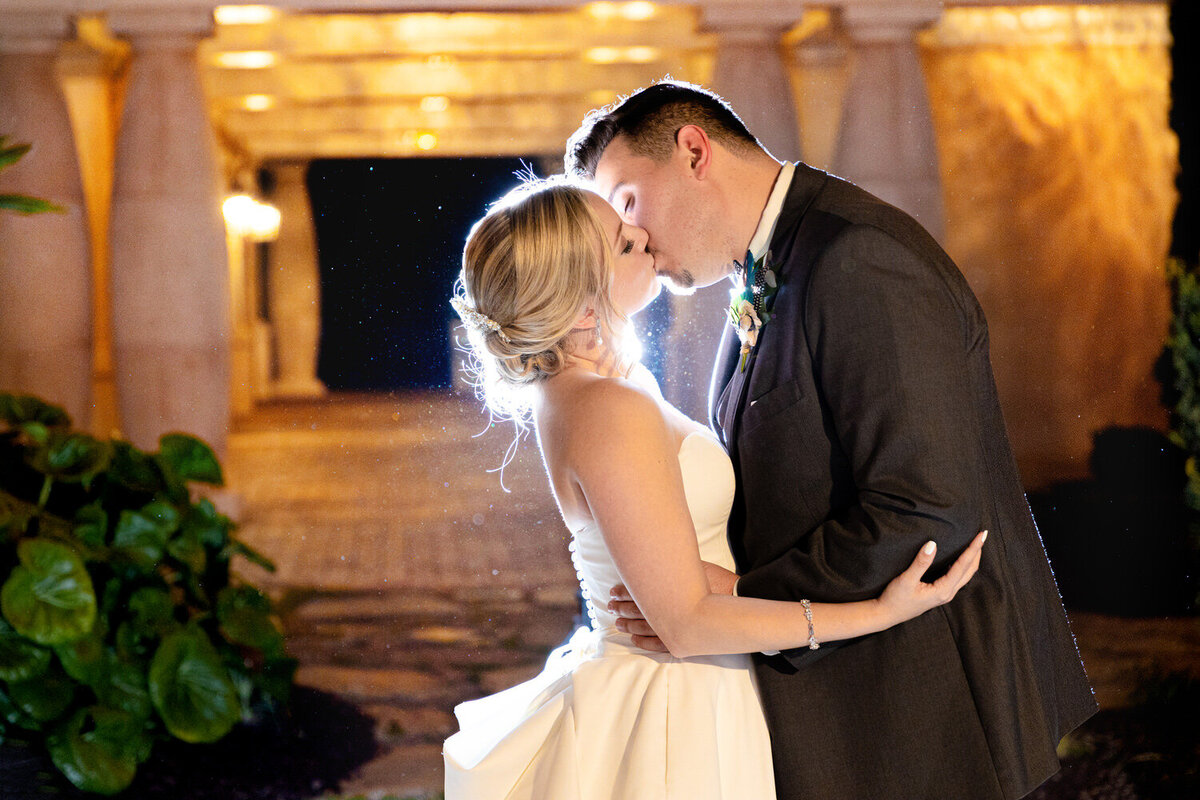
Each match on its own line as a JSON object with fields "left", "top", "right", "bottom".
{"left": 735, "top": 224, "right": 987, "bottom": 667}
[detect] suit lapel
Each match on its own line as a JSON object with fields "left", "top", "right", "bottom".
{"left": 713, "top": 163, "right": 830, "bottom": 447}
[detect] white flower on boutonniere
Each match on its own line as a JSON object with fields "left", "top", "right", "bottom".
{"left": 727, "top": 250, "right": 779, "bottom": 372}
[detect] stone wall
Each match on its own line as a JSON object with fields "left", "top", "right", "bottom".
{"left": 921, "top": 6, "right": 1176, "bottom": 487}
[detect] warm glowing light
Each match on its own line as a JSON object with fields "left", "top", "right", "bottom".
{"left": 416, "top": 133, "right": 439, "bottom": 151}
{"left": 223, "top": 195, "right": 281, "bottom": 241}
{"left": 241, "top": 94, "right": 274, "bottom": 111}
{"left": 585, "top": 45, "right": 659, "bottom": 64}
{"left": 586, "top": 1, "right": 656, "bottom": 21}
{"left": 585, "top": 46, "right": 621, "bottom": 64}
{"left": 214, "top": 5, "right": 278, "bottom": 26}
{"left": 420, "top": 95, "right": 450, "bottom": 113}
{"left": 625, "top": 46, "right": 660, "bottom": 63}
{"left": 586, "top": 2, "right": 618, "bottom": 20}
{"left": 214, "top": 50, "right": 277, "bottom": 69}
{"left": 621, "top": 2, "right": 657, "bottom": 22}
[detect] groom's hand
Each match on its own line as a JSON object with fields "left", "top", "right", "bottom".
{"left": 609, "top": 561, "right": 739, "bottom": 652}
{"left": 608, "top": 585, "right": 667, "bottom": 651}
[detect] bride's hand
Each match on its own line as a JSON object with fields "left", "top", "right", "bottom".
{"left": 876, "top": 531, "right": 988, "bottom": 626}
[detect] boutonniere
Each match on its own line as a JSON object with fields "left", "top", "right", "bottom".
{"left": 727, "top": 250, "right": 779, "bottom": 372}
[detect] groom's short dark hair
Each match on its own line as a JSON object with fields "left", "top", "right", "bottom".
{"left": 565, "top": 80, "right": 761, "bottom": 179}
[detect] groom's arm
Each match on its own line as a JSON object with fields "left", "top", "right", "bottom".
{"left": 735, "top": 225, "right": 987, "bottom": 664}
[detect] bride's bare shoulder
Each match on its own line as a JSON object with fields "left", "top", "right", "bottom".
{"left": 538, "top": 370, "right": 669, "bottom": 454}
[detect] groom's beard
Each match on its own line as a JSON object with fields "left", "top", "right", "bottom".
{"left": 657, "top": 269, "right": 697, "bottom": 296}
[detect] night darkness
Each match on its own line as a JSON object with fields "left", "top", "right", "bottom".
{"left": 306, "top": 157, "right": 531, "bottom": 391}
{"left": 303, "top": 157, "right": 671, "bottom": 393}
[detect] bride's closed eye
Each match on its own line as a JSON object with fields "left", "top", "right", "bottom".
{"left": 621, "top": 239, "right": 635, "bottom": 255}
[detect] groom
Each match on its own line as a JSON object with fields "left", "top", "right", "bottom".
{"left": 566, "top": 81, "right": 1096, "bottom": 799}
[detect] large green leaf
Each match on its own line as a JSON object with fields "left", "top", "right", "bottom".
{"left": 1, "top": 538, "right": 97, "bottom": 645}
{"left": 0, "top": 618, "right": 51, "bottom": 682}
{"left": 0, "top": 393, "right": 70, "bottom": 428}
{"left": 0, "top": 194, "right": 64, "bottom": 214}
{"left": 128, "top": 586, "right": 178, "bottom": 639}
{"left": 94, "top": 655, "right": 153, "bottom": 721}
{"left": 73, "top": 503, "right": 108, "bottom": 547}
{"left": 47, "top": 706, "right": 146, "bottom": 795}
{"left": 148, "top": 627, "right": 240, "bottom": 743}
{"left": 0, "top": 685, "right": 41, "bottom": 732}
{"left": 158, "top": 434, "right": 224, "bottom": 486}
{"left": 0, "top": 139, "right": 31, "bottom": 169}
{"left": 113, "top": 500, "right": 179, "bottom": 567}
{"left": 29, "top": 432, "right": 112, "bottom": 483}
{"left": 54, "top": 621, "right": 106, "bottom": 684}
{"left": 216, "top": 586, "right": 283, "bottom": 655}
{"left": 183, "top": 498, "right": 233, "bottom": 549}
{"left": 108, "top": 440, "right": 164, "bottom": 493}
{"left": 167, "top": 528, "right": 206, "bottom": 575}
{"left": 8, "top": 662, "right": 75, "bottom": 721}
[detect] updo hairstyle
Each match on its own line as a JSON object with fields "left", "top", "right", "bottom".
{"left": 452, "top": 177, "right": 626, "bottom": 420}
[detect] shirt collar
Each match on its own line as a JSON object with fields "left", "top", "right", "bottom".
{"left": 747, "top": 161, "right": 795, "bottom": 262}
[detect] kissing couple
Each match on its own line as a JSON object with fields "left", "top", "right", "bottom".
{"left": 443, "top": 81, "right": 1096, "bottom": 800}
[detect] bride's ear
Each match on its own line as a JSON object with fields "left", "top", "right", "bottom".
{"left": 571, "top": 307, "right": 599, "bottom": 332}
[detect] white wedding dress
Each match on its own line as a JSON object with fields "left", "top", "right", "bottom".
{"left": 443, "top": 428, "right": 776, "bottom": 799}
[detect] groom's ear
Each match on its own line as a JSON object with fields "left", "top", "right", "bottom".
{"left": 675, "top": 124, "right": 713, "bottom": 179}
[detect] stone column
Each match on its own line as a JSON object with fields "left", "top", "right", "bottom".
{"left": 833, "top": 1, "right": 945, "bottom": 241}
{"left": 56, "top": 32, "right": 129, "bottom": 438}
{"left": 656, "top": 2, "right": 803, "bottom": 422}
{"left": 108, "top": 8, "right": 231, "bottom": 453}
{"left": 266, "top": 161, "right": 326, "bottom": 399}
{"left": 789, "top": 27, "right": 851, "bottom": 173}
{"left": 0, "top": 13, "right": 93, "bottom": 427}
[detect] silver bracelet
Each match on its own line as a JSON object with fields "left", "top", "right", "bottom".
{"left": 801, "top": 598, "right": 820, "bottom": 650}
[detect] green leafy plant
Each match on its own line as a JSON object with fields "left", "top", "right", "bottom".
{"left": 0, "top": 135, "right": 64, "bottom": 214}
{"left": 1166, "top": 256, "right": 1200, "bottom": 608}
{"left": 0, "top": 393, "right": 295, "bottom": 794}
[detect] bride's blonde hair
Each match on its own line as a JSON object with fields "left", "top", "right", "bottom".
{"left": 452, "top": 177, "right": 627, "bottom": 421}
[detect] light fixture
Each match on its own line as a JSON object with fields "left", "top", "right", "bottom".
{"left": 241, "top": 94, "right": 274, "bottom": 111}
{"left": 586, "top": 2, "right": 619, "bottom": 20}
{"left": 214, "top": 51, "right": 277, "bottom": 69}
{"left": 625, "top": 46, "right": 660, "bottom": 63}
{"left": 214, "top": 5, "right": 278, "bottom": 26}
{"left": 420, "top": 95, "right": 450, "bottom": 113}
{"left": 586, "top": 2, "right": 657, "bottom": 22}
{"left": 584, "top": 45, "right": 660, "bottom": 64}
{"left": 223, "top": 194, "right": 281, "bottom": 241}
{"left": 584, "top": 46, "right": 622, "bottom": 64}
{"left": 621, "top": 2, "right": 657, "bottom": 22}
{"left": 416, "top": 133, "right": 439, "bottom": 151}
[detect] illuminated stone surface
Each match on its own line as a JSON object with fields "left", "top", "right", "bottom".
{"left": 922, "top": 5, "right": 1176, "bottom": 486}
{"left": 0, "top": 15, "right": 93, "bottom": 427}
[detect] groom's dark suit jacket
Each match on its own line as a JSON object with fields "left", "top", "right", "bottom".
{"left": 711, "top": 164, "right": 1097, "bottom": 800}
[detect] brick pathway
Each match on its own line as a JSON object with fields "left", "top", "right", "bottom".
{"left": 225, "top": 392, "right": 578, "bottom": 594}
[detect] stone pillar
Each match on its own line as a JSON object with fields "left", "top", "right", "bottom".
{"left": 833, "top": 1, "right": 945, "bottom": 241}
{"left": 266, "top": 161, "right": 326, "bottom": 399}
{"left": 108, "top": 8, "right": 231, "bottom": 453}
{"left": 56, "top": 31, "right": 129, "bottom": 438}
{"left": 705, "top": 1, "right": 803, "bottom": 162}
{"left": 657, "top": 3, "right": 803, "bottom": 422}
{"left": 226, "top": 171, "right": 257, "bottom": 418}
{"left": 789, "top": 27, "right": 851, "bottom": 173}
{"left": 0, "top": 13, "right": 93, "bottom": 426}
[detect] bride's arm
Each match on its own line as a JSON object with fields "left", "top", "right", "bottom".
{"left": 567, "top": 381, "right": 983, "bottom": 659}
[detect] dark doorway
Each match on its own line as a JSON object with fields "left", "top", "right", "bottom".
{"left": 307, "top": 157, "right": 535, "bottom": 391}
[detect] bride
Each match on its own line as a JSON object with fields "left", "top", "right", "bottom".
{"left": 443, "top": 177, "right": 987, "bottom": 800}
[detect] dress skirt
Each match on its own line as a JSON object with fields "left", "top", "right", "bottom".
{"left": 443, "top": 626, "right": 776, "bottom": 800}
